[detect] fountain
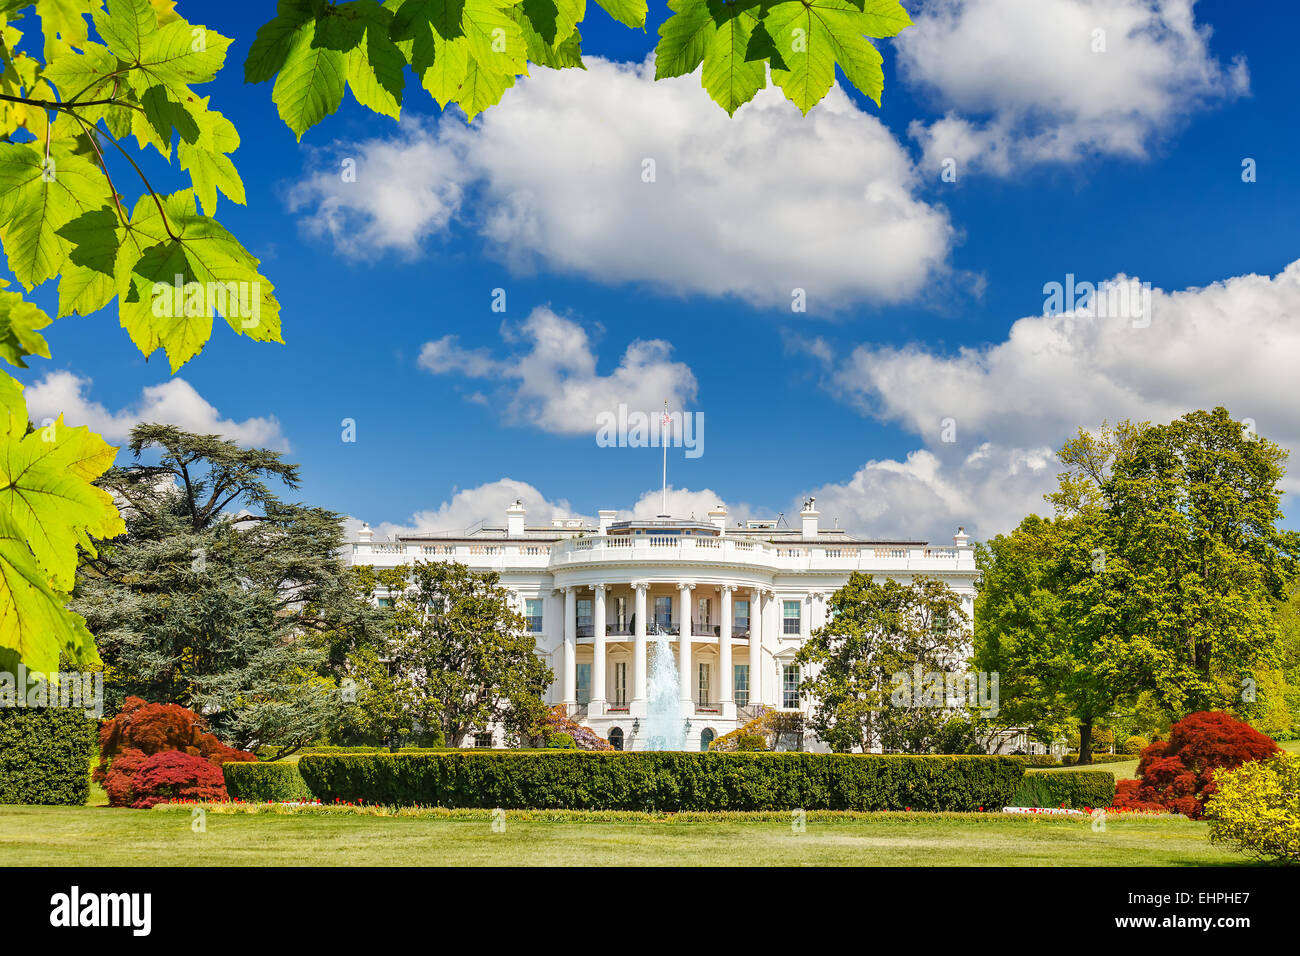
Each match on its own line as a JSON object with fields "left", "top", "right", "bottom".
{"left": 643, "top": 630, "right": 686, "bottom": 750}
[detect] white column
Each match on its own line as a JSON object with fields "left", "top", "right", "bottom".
{"left": 678, "top": 582, "right": 693, "bottom": 713}
{"left": 719, "top": 585, "right": 734, "bottom": 718}
{"left": 749, "top": 588, "right": 763, "bottom": 709}
{"left": 632, "top": 581, "right": 648, "bottom": 709}
{"left": 591, "top": 584, "right": 607, "bottom": 716}
{"left": 563, "top": 586, "right": 577, "bottom": 710}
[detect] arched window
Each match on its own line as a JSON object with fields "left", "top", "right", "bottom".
{"left": 609, "top": 727, "right": 624, "bottom": 751}
{"left": 700, "top": 728, "right": 716, "bottom": 751}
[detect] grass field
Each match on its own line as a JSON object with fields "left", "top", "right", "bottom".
{"left": 0, "top": 805, "right": 1246, "bottom": 866}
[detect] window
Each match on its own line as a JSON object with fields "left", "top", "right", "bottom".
{"left": 699, "top": 728, "right": 715, "bottom": 751}
{"left": 615, "top": 597, "right": 628, "bottom": 631}
{"left": 698, "top": 663, "right": 711, "bottom": 705}
{"left": 474, "top": 732, "right": 493, "bottom": 748}
{"left": 614, "top": 662, "right": 627, "bottom": 705}
{"left": 608, "top": 727, "right": 624, "bottom": 751}
{"left": 697, "top": 597, "right": 711, "bottom": 628}
{"left": 654, "top": 596, "right": 672, "bottom": 628}
{"left": 734, "top": 665, "right": 749, "bottom": 707}
{"left": 576, "top": 663, "right": 591, "bottom": 705}
{"left": 734, "top": 599, "right": 749, "bottom": 632}
{"left": 577, "top": 598, "right": 593, "bottom": 634}
{"left": 525, "top": 598, "right": 544, "bottom": 633}
{"left": 782, "top": 665, "right": 801, "bottom": 709}
{"left": 783, "top": 600, "right": 802, "bottom": 635}
{"left": 377, "top": 597, "right": 392, "bottom": 608}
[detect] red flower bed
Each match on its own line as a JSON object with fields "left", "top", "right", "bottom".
{"left": 1112, "top": 711, "right": 1279, "bottom": 818}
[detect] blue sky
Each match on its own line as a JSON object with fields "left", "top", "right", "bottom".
{"left": 13, "top": 0, "right": 1300, "bottom": 542}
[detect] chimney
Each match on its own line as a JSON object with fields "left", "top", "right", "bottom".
{"left": 598, "top": 510, "right": 617, "bottom": 534}
{"left": 800, "top": 497, "right": 819, "bottom": 539}
{"left": 708, "top": 504, "right": 728, "bottom": 534}
{"left": 954, "top": 526, "right": 971, "bottom": 549}
{"left": 506, "top": 500, "right": 526, "bottom": 537}
{"left": 357, "top": 522, "right": 373, "bottom": 543}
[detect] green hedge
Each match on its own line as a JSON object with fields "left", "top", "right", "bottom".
{"left": 0, "top": 708, "right": 97, "bottom": 806}
{"left": 1011, "top": 769, "right": 1116, "bottom": 809}
{"left": 223, "top": 762, "right": 315, "bottom": 803}
{"left": 298, "top": 751, "right": 1025, "bottom": 811}
{"left": 1062, "top": 753, "right": 1132, "bottom": 765}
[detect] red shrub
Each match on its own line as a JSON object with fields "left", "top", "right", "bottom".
{"left": 128, "top": 751, "right": 228, "bottom": 808}
{"left": 94, "top": 697, "right": 255, "bottom": 807}
{"left": 1112, "top": 711, "right": 1279, "bottom": 818}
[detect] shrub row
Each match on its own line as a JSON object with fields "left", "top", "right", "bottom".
{"left": 298, "top": 751, "right": 1025, "bottom": 811}
{"left": 222, "top": 762, "right": 315, "bottom": 803}
{"left": 0, "top": 708, "right": 97, "bottom": 806}
{"left": 1063, "top": 753, "right": 1132, "bottom": 765}
{"left": 1011, "top": 769, "right": 1116, "bottom": 809}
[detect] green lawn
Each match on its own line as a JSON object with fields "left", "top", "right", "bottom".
{"left": 0, "top": 805, "right": 1245, "bottom": 866}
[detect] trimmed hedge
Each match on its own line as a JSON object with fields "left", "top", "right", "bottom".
{"left": 298, "top": 751, "right": 1024, "bottom": 811}
{"left": 0, "top": 708, "right": 97, "bottom": 806}
{"left": 1063, "top": 753, "right": 1132, "bottom": 765}
{"left": 223, "top": 761, "right": 315, "bottom": 803}
{"left": 1011, "top": 769, "right": 1116, "bottom": 809}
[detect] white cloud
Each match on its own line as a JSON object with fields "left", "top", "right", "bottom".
{"left": 897, "top": 0, "right": 1249, "bottom": 174}
{"left": 801, "top": 260, "right": 1300, "bottom": 540}
{"left": 418, "top": 305, "right": 698, "bottom": 435}
{"left": 23, "top": 371, "right": 289, "bottom": 451}
{"left": 355, "top": 478, "right": 585, "bottom": 540}
{"left": 289, "top": 57, "right": 953, "bottom": 307}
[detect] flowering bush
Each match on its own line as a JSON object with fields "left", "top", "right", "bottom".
{"left": 1112, "top": 712, "right": 1279, "bottom": 818}
{"left": 94, "top": 697, "right": 256, "bottom": 807}
{"left": 128, "top": 752, "right": 229, "bottom": 809}
{"left": 537, "top": 705, "right": 613, "bottom": 751}
{"left": 1205, "top": 753, "right": 1300, "bottom": 864}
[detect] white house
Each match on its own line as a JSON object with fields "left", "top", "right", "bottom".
{"left": 346, "top": 500, "right": 978, "bottom": 752}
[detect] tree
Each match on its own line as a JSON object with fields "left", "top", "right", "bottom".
{"left": 1102, "top": 408, "right": 1300, "bottom": 714}
{"left": 378, "top": 559, "right": 552, "bottom": 747}
{"left": 795, "top": 573, "right": 970, "bottom": 754}
{"left": 72, "top": 424, "right": 382, "bottom": 757}
{"left": 2, "top": 0, "right": 906, "bottom": 679}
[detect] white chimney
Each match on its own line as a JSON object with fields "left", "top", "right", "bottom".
{"left": 800, "top": 497, "right": 819, "bottom": 539}
{"left": 506, "top": 500, "right": 526, "bottom": 537}
{"left": 954, "top": 526, "right": 970, "bottom": 549}
{"left": 708, "top": 505, "right": 728, "bottom": 534}
{"left": 598, "top": 510, "right": 617, "bottom": 534}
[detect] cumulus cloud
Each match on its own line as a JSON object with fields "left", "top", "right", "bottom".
{"left": 353, "top": 478, "right": 586, "bottom": 541}
{"left": 289, "top": 57, "right": 953, "bottom": 307}
{"left": 799, "top": 260, "right": 1300, "bottom": 540}
{"left": 23, "top": 371, "right": 289, "bottom": 451}
{"left": 418, "top": 305, "right": 698, "bottom": 435}
{"left": 897, "top": 0, "right": 1249, "bottom": 174}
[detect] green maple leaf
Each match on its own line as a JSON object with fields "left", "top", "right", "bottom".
{"left": 656, "top": 0, "right": 766, "bottom": 115}
{"left": 176, "top": 97, "right": 245, "bottom": 214}
{"left": 35, "top": 0, "right": 97, "bottom": 62}
{"left": 270, "top": 15, "right": 347, "bottom": 139}
{"left": 344, "top": 1, "right": 407, "bottom": 118}
{"left": 511, "top": 0, "right": 585, "bottom": 69}
{"left": 114, "top": 190, "right": 282, "bottom": 372}
{"left": 592, "top": 0, "right": 646, "bottom": 29}
{"left": 0, "top": 278, "right": 54, "bottom": 367}
{"left": 761, "top": 0, "right": 911, "bottom": 113}
{"left": 55, "top": 205, "right": 122, "bottom": 316}
{"left": 0, "top": 141, "right": 108, "bottom": 290}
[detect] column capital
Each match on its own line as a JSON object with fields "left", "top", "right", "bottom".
{"left": 677, "top": 581, "right": 695, "bottom": 592}
{"left": 594, "top": 583, "right": 607, "bottom": 596}
{"left": 632, "top": 580, "right": 650, "bottom": 593}
{"left": 719, "top": 583, "right": 737, "bottom": 594}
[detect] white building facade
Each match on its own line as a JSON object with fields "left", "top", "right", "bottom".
{"left": 347, "top": 501, "right": 978, "bottom": 752}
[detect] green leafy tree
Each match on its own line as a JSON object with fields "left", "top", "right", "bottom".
{"left": 377, "top": 559, "right": 552, "bottom": 747}
{"left": 795, "top": 573, "right": 970, "bottom": 753}
{"left": 71, "top": 424, "right": 381, "bottom": 758}
{"left": 0, "top": 0, "right": 912, "bottom": 678}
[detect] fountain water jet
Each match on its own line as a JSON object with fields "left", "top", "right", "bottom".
{"left": 643, "top": 630, "right": 685, "bottom": 750}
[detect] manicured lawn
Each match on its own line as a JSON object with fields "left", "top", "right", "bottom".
{"left": 0, "top": 805, "right": 1244, "bottom": 866}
